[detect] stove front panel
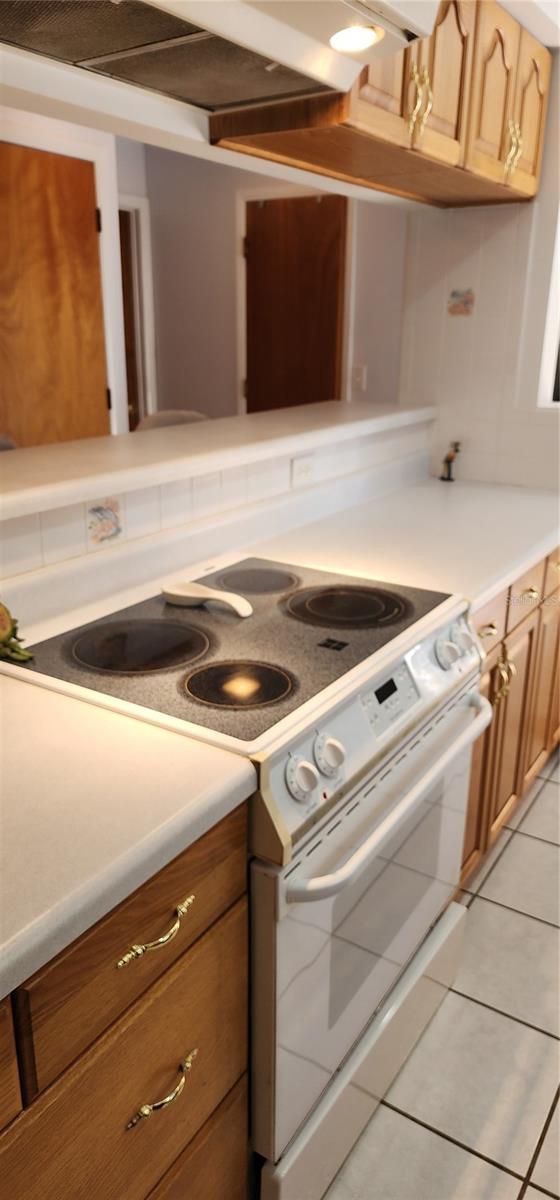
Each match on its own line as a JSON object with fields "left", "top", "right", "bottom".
{"left": 23, "top": 559, "right": 449, "bottom": 741}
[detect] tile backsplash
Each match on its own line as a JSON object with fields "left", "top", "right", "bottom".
{"left": 0, "top": 424, "right": 430, "bottom": 581}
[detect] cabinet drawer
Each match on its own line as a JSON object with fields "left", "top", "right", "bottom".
{"left": 148, "top": 1076, "right": 249, "bottom": 1200}
{"left": 0, "top": 899, "right": 248, "bottom": 1200}
{"left": 544, "top": 548, "right": 560, "bottom": 597}
{"left": 15, "top": 805, "right": 247, "bottom": 1099}
{"left": 0, "top": 999, "right": 21, "bottom": 1132}
{"left": 472, "top": 588, "right": 508, "bottom": 654}
{"left": 507, "top": 559, "right": 546, "bottom": 632}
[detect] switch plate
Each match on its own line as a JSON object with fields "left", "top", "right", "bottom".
{"left": 291, "top": 455, "right": 315, "bottom": 488}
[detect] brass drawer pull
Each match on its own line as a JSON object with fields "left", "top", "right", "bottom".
{"left": 478, "top": 622, "right": 498, "bottom": 640}
{"left": 521, "top": 587, "right": 540, "bottom": 602}
{"left": 407, "top": 64, "right": 424, "bottom": 135}
{"left": 494, "top": 660, "right": 510, "bottom": 705}
{"left": 126, "top": 1049, "right": 198, "bottom": 1130}
{"left": 417, "top": 66, "right": 433, "bottom": 137}
{"left": 117, "top": 895, "right": 195, "bottom": 969}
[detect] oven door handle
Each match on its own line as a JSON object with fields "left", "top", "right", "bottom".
{"left": 285, "top": 693, "right": 492, "bottom": 904}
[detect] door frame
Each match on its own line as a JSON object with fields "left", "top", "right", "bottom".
{"left": 235, "top": 186, "right": 356, "bottom": 415}
{"left": 1, "top": 105, "right": 129, "bottom": 435}
{"left": 118, "top": 194, "right": 158, "bottom": 420}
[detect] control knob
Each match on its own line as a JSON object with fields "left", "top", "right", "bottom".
{"left": 313, "top": 734, "right": 346, "bottom": 778}
{"left": 435, "top": 636, "right": 462, "bottom": 671}
{"left": 285, "top": 756, "right": 319, "bottom": 803}
{"left": 451, "top": 622, "right": 476, "bottom": 655}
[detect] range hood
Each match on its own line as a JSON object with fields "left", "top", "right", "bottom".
{"left": 0, "top": 1, "right": 438, "bottom": 112}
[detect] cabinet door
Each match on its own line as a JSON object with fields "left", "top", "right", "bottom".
{"left": 465, "top": 0, "right": 520, "bottom": 185}
{"left": 461, "top": 649, "right": 500, "bottom": 884}
{"left": 488, "top": 610, "right": 539, "bottom": 842}
{"left": 411, "top": 0, "right": 476, "bottom": 167}
{"left": 524, "top": 597, "right": 560, "bottom": 784}
{"left": 509, "top": 29, "right": 551, "bottom": 196}
{"left": 353, "top": 53, "right": 413, "bottom": 148}
{"left": 0, "top": 1000, "right": 21, "bottom": 1133}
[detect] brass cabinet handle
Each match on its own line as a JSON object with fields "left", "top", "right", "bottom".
{"left": 478, "top": 622, "right": 498, "bottom": 640}
{"left": 417, "top": 67, "right": 433, "bottom": 137}
{"left": 408, "top": 64, "right": 424, "bottom": 135}
{"left": 494, "top": 659, "right": 510, "bottom": 704}
{"left": 512, "top": 122, "right": 523, "bottom": 171}
{"left": 117, "top": 895, "right": 195, "bottom": 969}
{"left": 504, "top": 119, "right": 517, "bottom": 177}
{"left": 554, "top": 561, "right": 560, "bottom": 572}
{"left": 521, "top": 587, "right": 540, "bottom": 602}
{"left": 126, "top": 1049, "right": 198, "bottom": 1130}
{"left": 503, "top": 652, "right": 518, "bottom": 683}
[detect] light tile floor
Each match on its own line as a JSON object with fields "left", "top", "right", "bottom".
{"left": 327, "top": 748, "right": 560, "bottom": 1200}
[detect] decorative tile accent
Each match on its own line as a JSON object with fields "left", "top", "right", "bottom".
{"left": 41, "top": 503, "right": 87, "bottom": 566}
{"left": 124, "top": 487, "right": 161, "bottom": 541}
{"left": 447, "top": 288, "right": 475, "bottom": 316}
{"left": 192, "top": 472, "right": 222, "bottom": 519}
{"left": 160, "top": 478, "right": 193, "bottom": 530}
{"left": 0, "top": 514, "right": 43, "bottom": 578}
{"left": 86, "top": 497, "right": 124, "bottom": 550}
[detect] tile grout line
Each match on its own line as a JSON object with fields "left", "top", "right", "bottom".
{"left": 516, "top": 1086, "right": 560, "bottom": 1200}
{"left": 380, "top": 1098, "right": 526, "bottom": 1183}
{"left": 511, "top": 827, "right": 560, "bottom": 850}
{"left": 463, "top": 891, "right": 560, "bottom": 930}
{"left": 449, "top": 987, "right": 560, "bottom": 1042}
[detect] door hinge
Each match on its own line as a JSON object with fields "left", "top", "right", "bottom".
{"left": 96, "top": 207, "right": 102, "bottom": 233}
{"left": 106, "top": 387, "right": 112, "bottom": 411}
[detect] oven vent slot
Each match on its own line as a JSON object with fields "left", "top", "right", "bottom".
{"left": 326, "top": 820, "right": 342, "bottom": 836}
{"left": 346, "top": 800, "right": 361, "bottom": 816}
{"left": 305, "top": 839, "right": 322, "bottom": 858}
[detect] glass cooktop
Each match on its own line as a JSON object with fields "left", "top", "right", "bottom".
{"left": 23, "top": 558, "right": 449, "bottom": 741}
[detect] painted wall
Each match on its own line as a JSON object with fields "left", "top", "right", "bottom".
{"left": 143, "top": 144, "right": 408, "bottom": 418}
{"left": 115, "top": 136, "right": 147, "bottom": 198}
{"left": 398, "top": 58, "right": 559, "bottom": 492}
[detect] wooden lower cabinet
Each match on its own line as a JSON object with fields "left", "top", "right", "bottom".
{"left": 462, "top": 570, "right": 559, "bottom": 885}
{"left": 0, "top": 899, "right": 248, "bottom": 1200}
{"left": 148, "top": 1077, "right": 249, "bottom": 1200}
{"left": 0, "top": 1000, "right": 21, "bottom": 1132}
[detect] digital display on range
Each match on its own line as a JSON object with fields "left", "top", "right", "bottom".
{"left": 375, "top": 678, "right": 398, "bottom": 705}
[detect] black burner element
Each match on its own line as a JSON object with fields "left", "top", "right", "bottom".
{"left": 218, "top": 567, "right": 299, "bottom": 594}
{"left": 285, "top": 586, "right": 411, "bottom": 629}
{"left": 183, "top": 661, "right": 293, "bottom": 708}
{"left": 72, "top": 620, "right": 209, "bottom": 674}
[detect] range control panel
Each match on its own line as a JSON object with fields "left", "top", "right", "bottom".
{"left": 257, "top": 614, "right": 482, "bottom": 857}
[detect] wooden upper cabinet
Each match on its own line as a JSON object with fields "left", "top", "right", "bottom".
{"left": 410, "top": 0, "right": 476, "bottom": 167}
{"left": 464, "top": 1, "right": 520, "bottom": 185}
{"left": 353, "top": 52, "right": 411, "bottom": 147}
{"left": 510, "top": 28, "right": 551, "bottom": 196}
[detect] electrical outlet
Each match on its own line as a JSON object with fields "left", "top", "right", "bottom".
{"left": 291, "top": 455, "right": 315, "bottom": 488}
{"left": 352, "top": 364, "right": 368, "bottom": 392}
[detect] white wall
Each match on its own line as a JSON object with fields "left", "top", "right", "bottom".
{"left": 398, "top": 56, "right": 559, "bottom": 492}
{"left": 143, "top": 144, "right": 408, "bottom": 417}
{"left": 115, "top": 136, "right": 147, "bottom": 197}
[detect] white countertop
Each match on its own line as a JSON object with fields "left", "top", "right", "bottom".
{"left": 0, "top": 401, "right": 435, "bottom": 521}
{"left": 0, "top": 675, "right": 255, "bottom": 998}
{"left": 253, "top": 479, "right": 560, "bottom": 609}
{"left": 2, "top": 476, "right": 557, "bottom": 999}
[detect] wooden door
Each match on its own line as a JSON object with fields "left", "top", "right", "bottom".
{"left": 245, "top": 195, "right": 347, "bottom": 413}
{"left": 488, "top": 610, "right": 539, "bottom": 843}
{"left": 352, "top": 53, "right": 412, "bottom": 148}
{"left": 523, "top": 597, "right": 560, "bottom": 785}
{"left": 0, "top": 142, "right": 109, "bottom": 447}
{"left": 411, "top": 1, "right": 476, "bottom": 167}
{"left": 461, "top": 647, "right": 500, "bottom": 884}
{"left": 464, "top": 1, "right": 520, "bottom": 185}
{"left": 119, "top": 209, "right": 140, "bottom": 430}
{"left": 509, "top": 28, "right": 551, "bottom": 197}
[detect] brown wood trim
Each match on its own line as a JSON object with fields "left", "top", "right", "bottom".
{"left": 209, "top": 91, "right": 350, "bottom": 143}
{"left": 10, "top": 992, "right": 37, "bottom": 1109}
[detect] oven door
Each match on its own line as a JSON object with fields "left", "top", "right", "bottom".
{"left": 251, "top": 689, "right": 492, "bottom": 1162}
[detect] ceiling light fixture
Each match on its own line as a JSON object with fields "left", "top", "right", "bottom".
{"left": 329, "top": 24, "right": 384, "bottom": 52}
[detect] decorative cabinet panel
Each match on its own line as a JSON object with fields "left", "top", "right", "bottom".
{"left": 512, "top": 29, "right": 552, "bottom": 196}
{"left": 465, "top": 0, "right": 521, "bottom": 185}
{"left": 524, "top": 594, "right": 560, "bottom": 785}
{"left": 410, "top": 0, "right": 476, "bottom": 167}
{"left": 356, "top": 52, "right": 411, "bottom": 147}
